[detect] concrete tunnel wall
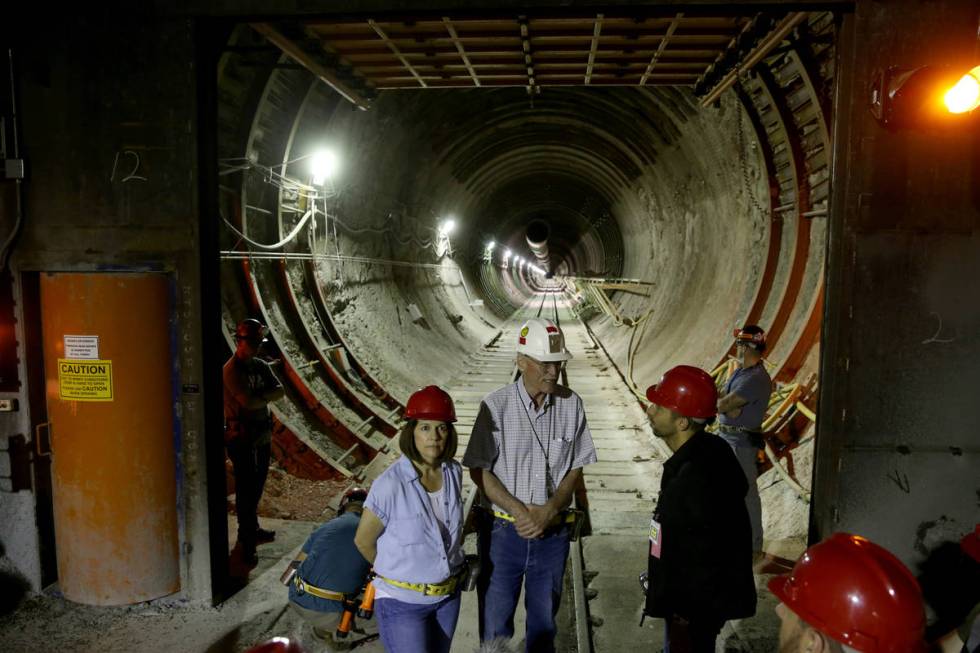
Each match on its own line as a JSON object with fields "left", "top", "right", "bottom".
{"left": 222, "top": 61, "right": 792, "bottom": 403}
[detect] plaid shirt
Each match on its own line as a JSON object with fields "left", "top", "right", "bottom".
{"left": 463, "top": 380, "right": 597, "bottom": 509}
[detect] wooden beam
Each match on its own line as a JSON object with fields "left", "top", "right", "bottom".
{"left": 443, "top": 17, "right": 480, "bottom": 87}
{"left": 367, "top": 18, "right": 427, "bottom": 88}
{"left": 585, "top": 13, "right": 604, "bottom": 85}
{"left": 640, "top": 12, "right": 683, "bottom": 86}
{"left": 250, "top": 23, "right": 371, "bottom": 110}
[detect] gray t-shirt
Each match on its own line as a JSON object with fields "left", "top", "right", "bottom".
{"left": 718, "top": 363, "right": 772, "bottom": 431}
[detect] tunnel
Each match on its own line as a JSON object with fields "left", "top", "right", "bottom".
{"left": 1, "top": 2, "right": 979, "bottom": 652}
{"left": 217, "top": 12, "right": 827, "bottom": 482}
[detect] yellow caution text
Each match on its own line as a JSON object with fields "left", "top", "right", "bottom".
{"left": 58, "top": 358, "right": 114, "bottom": 402}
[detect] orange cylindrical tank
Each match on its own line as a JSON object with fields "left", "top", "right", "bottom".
{"left": 40, "top": 273, "right": 179, "bottom": 605}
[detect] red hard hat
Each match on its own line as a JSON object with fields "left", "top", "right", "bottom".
{"left": 768, "top": 533, "right": 926, "bottom": 653}
{"left": 404, "top": 385, "right": 456, "bottom": 422}
{"left": 235, "top": 318, "right": 268, "bottom": 342}
{"left": 962, "top": 524, "right": 980, "bottom": 563}
{"left": 244, "top": 637, "right": 307, "bottom": 653}
{"left": 645, "top": 365, "right": 717, "bottom": 419}
{"left": 339, "top": 486, "right": 368, "bottom": 514}
{"left": 734, "top": 325, "right": 766, "bottom": 351}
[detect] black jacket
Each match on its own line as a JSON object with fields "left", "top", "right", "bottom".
{"left": 644, "top": 430, "right": 757, "bottom": 623}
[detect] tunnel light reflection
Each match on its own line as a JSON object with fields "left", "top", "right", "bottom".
{"left": 310, "top": 149, "right": 339, "bottom": 185}
{"left": 944, "top": 66, "right": 980, "bottom": 114}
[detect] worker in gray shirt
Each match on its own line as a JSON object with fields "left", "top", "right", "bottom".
{"left": 716, "top": 324, "right": 772, "bottom": 557}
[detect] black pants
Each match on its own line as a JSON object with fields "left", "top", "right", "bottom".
{"left": 227, "top": 438, "right": 271, "bottom": 549}
{"left": 665, "top": 614, "right": 723, "bottom": 653}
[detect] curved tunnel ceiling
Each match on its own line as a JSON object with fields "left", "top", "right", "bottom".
{"left": 217, "top": 12, "right": 834, "bottom": 477}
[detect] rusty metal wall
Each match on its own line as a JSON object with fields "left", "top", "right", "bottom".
{"left": 814, "top": 0, "right": 980, "bottom": 564}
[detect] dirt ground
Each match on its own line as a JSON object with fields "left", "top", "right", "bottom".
{"left": 226, "top": 460, "right": 350, "bottom": 522}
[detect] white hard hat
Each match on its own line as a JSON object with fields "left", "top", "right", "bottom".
{"left": 516, "top": 318, "right": 573, "bottom": 362}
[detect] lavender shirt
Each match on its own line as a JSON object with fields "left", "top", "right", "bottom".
{"left": 365, "top": 455, "right": 464, "bottom": 604}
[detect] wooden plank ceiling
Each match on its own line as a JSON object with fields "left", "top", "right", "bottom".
{"left": 296, "top": 13, "right": 750, "bottom": 90}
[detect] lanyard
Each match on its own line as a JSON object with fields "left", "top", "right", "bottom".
{"left": 518, "top": 385, "right": 557, "bottom": 495}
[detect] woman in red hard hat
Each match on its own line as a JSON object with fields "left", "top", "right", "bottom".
{"left": 354, "top": 385, "right": 465, "bottom": 653}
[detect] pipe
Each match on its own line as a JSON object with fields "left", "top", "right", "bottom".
{"left": 525, "top": 219, "right": 550, "bottom": 269}
{"left": 699, "top": 12, "right": 809, "bottom": 108}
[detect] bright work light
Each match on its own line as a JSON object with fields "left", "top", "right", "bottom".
{"left": 310, "top": 149, "right": 338, "bottom": 185}
{"left": 439, "top": 219, "right": 456, "bottom": 236}
{"left": 944, "top": 65, "right": 980, "bottom": 114}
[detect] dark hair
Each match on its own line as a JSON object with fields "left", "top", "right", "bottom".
{"left": 398, "top": 419, "right": 458, "bottom": 466}
{"left": 918, "top": 540, "right": 980, "bottom": 642}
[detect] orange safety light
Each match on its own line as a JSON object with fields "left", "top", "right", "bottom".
{"left": 943, "top": 65, "right": 980, "bottom": 114}
{"left": 871, "top": 64, "right": 980, "bottom": 129}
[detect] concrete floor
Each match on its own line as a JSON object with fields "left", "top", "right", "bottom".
{"left": 0, "top": 305, "right": 799, "bottom": 653}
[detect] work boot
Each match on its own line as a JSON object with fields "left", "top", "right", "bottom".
{"left": 237, "top": 540, "right": 258, "bottom": 566}
{"left": 255, "top": 527, "right": 276, "bottom": 544}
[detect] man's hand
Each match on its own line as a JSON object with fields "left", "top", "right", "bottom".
{"left": 516, "top": 504, "right": 557, "bottom": 539}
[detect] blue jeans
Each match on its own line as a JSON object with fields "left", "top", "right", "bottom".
{"left": 477, "top": 517, "right": 570, "bottom": 653}
{"left": 375, "top": 594, "right": 461, "bottom": 653}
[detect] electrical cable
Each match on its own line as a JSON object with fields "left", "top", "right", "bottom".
{"left": 221, "top": 208, "right": 313, "bottom": 250}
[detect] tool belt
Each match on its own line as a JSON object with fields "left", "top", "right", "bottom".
{"left": 378, "top": 569, "right": 465, "bottom": 597}
{"left": 293, "top": 574, "right": 348, "bottom": 602}
{"left": 492, "top": 508, "right": 585, "bottom": 540}
{"left": 718, "top": 424, "right": 765, "bottom": 449}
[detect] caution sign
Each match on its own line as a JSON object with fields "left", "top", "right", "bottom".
{"left": 58, "top": 359, "right": 114, "bottom": 402}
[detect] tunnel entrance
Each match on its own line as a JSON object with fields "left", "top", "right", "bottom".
{"left": 212, "top": 5, "right": 833, "bottom": 639}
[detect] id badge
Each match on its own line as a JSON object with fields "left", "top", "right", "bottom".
{"left": 649, "top": 517, "right": 663, "bottom": 559}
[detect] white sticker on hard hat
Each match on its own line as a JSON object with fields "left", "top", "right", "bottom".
{"left": 548, "top": 334, "right": 562, "bottom": 353}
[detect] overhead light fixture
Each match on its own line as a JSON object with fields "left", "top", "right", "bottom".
{"left": 503, "top": 249, "right": 512, "bottom": 259}
{"left": 310, "top": 149, "right": 339, "bottom": 185}
{"left": 486, "top": 240, "right": 495, "bottom": 250}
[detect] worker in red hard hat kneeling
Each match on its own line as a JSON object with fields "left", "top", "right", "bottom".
{"left": 354, "top": 386, "right": 467, "bottom": 653}
{"left": 770, "top": 532, "right": 926, "bottom": 653}
{"left": 284, "top": 487, "right": 372, "bottom": 650}
{"left": 642, "top": 365, "right": 756, "bottom": 653}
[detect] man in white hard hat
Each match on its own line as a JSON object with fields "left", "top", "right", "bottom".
{"left": 463, "top": 317, "right": 597, "bottom": 653}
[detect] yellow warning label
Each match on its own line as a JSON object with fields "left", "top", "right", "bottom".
{"left": 57, "top": 358, "right": 114, "bottom": 402}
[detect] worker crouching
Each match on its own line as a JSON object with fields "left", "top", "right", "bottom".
{"left": 354, "top": 386, "right": 466, "bottom": 653}
{"left": 284, "top": 487, "right": 371, "bottom": 650}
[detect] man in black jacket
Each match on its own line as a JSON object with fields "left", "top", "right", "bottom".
{"left": 643, "top": 365, "right": 756, "bottom": 653}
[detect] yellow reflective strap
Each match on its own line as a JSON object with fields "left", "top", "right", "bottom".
{"left": 293, "top": 575, "right": 347, "bottom": 601}
{"left": 379, "top": 575, "right": 459, "bottom": 596}
{"left": 493, "top": 509, "right": 578, "bottom": 525}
